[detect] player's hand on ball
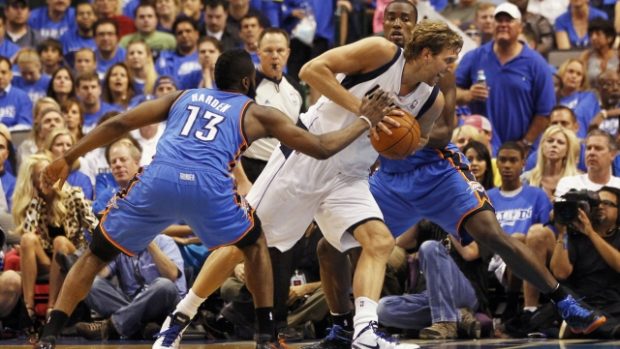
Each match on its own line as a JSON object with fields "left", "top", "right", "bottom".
{"left": 359, "top": 88, "right": 394, "bottom": 126}
{"left": 373, "top": 109, "right": 404, "bottom": 140}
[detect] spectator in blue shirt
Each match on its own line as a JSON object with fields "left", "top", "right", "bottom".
{"left": 125, "top": 40, "right": 158, "bottom": 96}
{"left": 13, "top": 49, "right": 52, "bottom": 105}
{"left": 156, "top": 17, "right": 200, "bottom": 90}
{"left": 5, "top": 0, "right": 42, "bottom": 49}
{"left": 456, "top": 3, "right": 555, "bottom": 155}
{"left": 101, "top": 63, "right": 136, "bottom": 111}
{"left": 0, "top": 56, "right": 33, "bottom": 130}
{"left": 73, "top": 48, "right": 97, "bottom": 77}
{"left": 36, "top": 38, "right": 64, "bottom": 76}
{"left": 239, "top": 14, "right": 264, "bottom": 69}
{"left": 154, "top": 0, "right": 179, "bottom": 33}
{"left": 74, "top": 234, "right": 186, "bottom": 340}
{"left": 488, "top": 141, "right": 552, "bottom": 318}
{"left": 557, "top": 58, "right": 601, "bottom": 139}
{"left": 0, "top": 12, "right": 21, "bottom": 60}
{"left": 555, "top": 0, "right": 608, "bottom": 49}
{"left": 76, "top": 71, "right": 121, "bottom": 130}
{"left": 59, "top": 2, "right": 97, "bottom": 56}
{"left": 93, "top": 19, "right": 126, "bottom": 80}
{"left": 28, "top": 0, "right": 75, "bottom": 39}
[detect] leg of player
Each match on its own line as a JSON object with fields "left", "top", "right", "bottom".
{"left": 301, "top": 239, "right": 355, "bottom": 349}
{"left": 464, "top": 210, "right": 607, "bottom": 334}
{"left": 153, "top": 246, "right": 244, "bottom": 349}
{"left": 36, "top": 249, "right": 109, "bottom": 348}
{"left": 350, "top": 220, "right": 419, "bottom": 349}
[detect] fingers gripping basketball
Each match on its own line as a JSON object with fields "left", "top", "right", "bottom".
{"left": 371, "top": 109, "right": 421, "bottom": 159}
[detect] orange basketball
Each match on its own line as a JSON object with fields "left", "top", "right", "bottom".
{"left": 370, "top": 109, "right": 421, "bottom": 160}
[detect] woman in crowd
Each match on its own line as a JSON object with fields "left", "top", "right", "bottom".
{"left": 557, "top": 58, "right": 600, "bottom": 138}
{"left": 579, "top": 19, "right": 618, "bottom": 88}
{"left": 101, "top": 63, "right": 136, "bottom": 111}
{"left": 15, "top": 153, "right": 97, "bottom": 320}
{"left": 197, "top": 36, "right": 222, "bottom": 89}
{"left": 462, "top": 140, "right": 495, "bottom": 191}
{"left": 43, "top": 128, "right": 93, "bottom": 200}
{"left": 17, "top": 107, "right": 65, "bottom": 166}
{"left": 61, "top": 98, "right": 85, "bottom": 142}
{"left": 555, "top": 0, "right": 608, "bottom": 49}
{"left": 521, "top": 125, "right": 581, "bottom": 200}
{"left": 125, "top": 40, "right": 158, "bottom": 96}
{"left": 46, "top": 67, "right": 76, "bottom": 106}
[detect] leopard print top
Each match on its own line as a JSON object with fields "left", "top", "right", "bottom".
{"left": 21, "top": 187, "right": 98, "bottom": 254}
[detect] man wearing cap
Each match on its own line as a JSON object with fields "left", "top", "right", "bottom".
{"left": 5, "top": 0, "right": 41, "bottom": 48}
{"left": 455, "top": 2, "right": 555, "bottom": 155}
{"left": 463, "top": 114, "right": 492, "bottom": 146}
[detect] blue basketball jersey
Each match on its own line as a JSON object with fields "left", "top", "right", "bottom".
{"left": 155, "top": 89, "right": 252, "bottom": 175}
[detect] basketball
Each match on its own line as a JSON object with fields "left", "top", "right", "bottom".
{"left": 371, "top": 109, "right": 421, "bottom": 159}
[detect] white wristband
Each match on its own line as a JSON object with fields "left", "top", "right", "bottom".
{"left": 359, "top": 115, "right": 373, "bottom": 129}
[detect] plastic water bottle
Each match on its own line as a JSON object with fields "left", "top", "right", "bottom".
{"left": 290, "top": 269, "right": 306, "bottom": 286}
{"left": 476, "top": 69, "right": 486, "bottom": 85}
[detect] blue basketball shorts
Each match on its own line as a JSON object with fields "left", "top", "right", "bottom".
{"left": 370, "top": 148, "right": 492, "bottom": 244}
{"left": 99, "top": 162, "right": 255, "bottom": 256}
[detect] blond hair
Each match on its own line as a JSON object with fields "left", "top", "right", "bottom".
{"left": 558, "top": 58, "right": 589, "bottom": 90}
{"left": 528, "top": 125, "right": 581, "bottom": 187}
{"left": 16, "top": 48, "right": 42, "bottom": 67}
{"left": 12, "top": 153, "right": 67, "bottom": 233}
{"left": 404, "top": 20, "right": 464, "bottom": 60}
{"left": 126, "top": 40, "right": 158, "bottom": 95}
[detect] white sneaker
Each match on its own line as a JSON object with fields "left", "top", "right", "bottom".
{"left": 152, "top": 312, "right": 192, "bottom": 349}
{"left": 352, "top": 321, "right": 420, "bottom": 349}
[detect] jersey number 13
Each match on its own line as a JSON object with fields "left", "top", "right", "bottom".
{"left": 180, "top": 105, "right": 225, "bottom": 141}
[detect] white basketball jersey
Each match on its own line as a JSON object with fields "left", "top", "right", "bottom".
{"left": 299, "top": 48, "right": 438, "bottom": 177}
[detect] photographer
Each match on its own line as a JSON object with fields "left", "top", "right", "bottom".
{"left": 525, "top": 129, "right": 620, "bottom": 311}
{"left": 550, "top": 186, "right": 620, "bottom": 338}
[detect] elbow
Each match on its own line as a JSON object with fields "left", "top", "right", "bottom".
{"left": 313, "top": 150, "right": 330, "bottom": 160}
{"left": 551, "top": 267, "right": 571, "bottom": 281}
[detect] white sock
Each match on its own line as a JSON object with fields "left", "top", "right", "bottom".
{"left": 523, "top": 306, "right": 538, "bottom": 313}
{"left": 175, "top": 289, "right": 206, "bottom": 319}
{"left": 353, "top": 297, "right": 378, "bottom": 338}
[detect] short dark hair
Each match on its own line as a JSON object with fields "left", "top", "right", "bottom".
{"left": 198, "top": 36, "right": 222, "bottom": 52}
{"left": 385, "top": 0, "right": 418, "bottom": 24}
{"left": 75, "top": 71, "right": 100, "bottom": 87}
{"left": 94, "top": 18, "right": 119, "bottom": 36}
{"left": 588, "top": 19, "right": 616, "bottom": 47}
{"left": 214, "top": 49, "right": 254, "bottom": 91}
{"left": 172, "top": 16, "right": 199, "bottom": 34}
{"left": 134, "top": 2, "right": 156, "bottom": 17}
{"left": 205, "top": 0, "right": 227, "bottom": 10}
{"left": 550, "top": 105, "right": 577, "bottom": 123}
{"left": 37, "top": 38, "right": 62, "bottom": 55}
{"left": 498, "top": 141, "right": 525, "bottom": 159}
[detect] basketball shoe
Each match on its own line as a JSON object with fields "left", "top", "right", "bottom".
{"left": 352, "top": 321, "right": 419, "bottom": 349}
{"left": 152, "top": 312, "right": 191, "bottom": 349}
{"left": 554, "top": 294, "right": 606, "bottom": 334}
{"left": 300, "top": 324, "right": 353, "bottom": 349}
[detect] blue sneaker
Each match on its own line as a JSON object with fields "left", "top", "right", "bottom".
{"left": 152, "top": 312, "right": 191, "bottom": 349}
{"left": 300, "top": 325, "right": 352, "bottom": 349}
{"left": 555, "top": 295, "right": 606, "bottom": 334}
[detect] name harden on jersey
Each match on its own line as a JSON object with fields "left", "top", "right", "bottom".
{"left": 191, "top": 92, "right": 232, "bottom": 113}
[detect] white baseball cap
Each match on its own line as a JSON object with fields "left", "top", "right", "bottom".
{"left": 494, "top": 3, "right": 522, "bottom": 21}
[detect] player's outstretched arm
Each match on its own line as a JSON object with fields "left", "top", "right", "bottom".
{"left": 247, "top": 89, "right": 397, "bottom": 160}
{"left": 43, "top": 91, "right": 183, "bottom": 188}
{"left": 299, "top": 37, "right": 398, "bottom": 115}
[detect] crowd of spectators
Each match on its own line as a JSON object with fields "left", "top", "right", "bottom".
{"left": 1, "top": 0, "right": 620, "bottom": 344}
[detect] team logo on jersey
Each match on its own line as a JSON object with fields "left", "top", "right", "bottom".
{"left": 468, "top": 181, "right": 486, "bottom": 194}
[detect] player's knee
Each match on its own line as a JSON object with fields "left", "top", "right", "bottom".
{"left": 235, "top": 214, "right": 262, "bottom": 250}
{"left": 89, "top": 226, "right": 121, "bottom": 263}
{"left": 355, "top": 221, "right": 394, "bottom": 257}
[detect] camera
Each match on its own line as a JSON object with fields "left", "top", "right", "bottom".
{"left": 553, "top": 189, "right": 600, "bottom": 225}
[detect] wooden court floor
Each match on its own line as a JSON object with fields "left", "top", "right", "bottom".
{"left": 3, "top": 338, "right": 620, "bottom": 348}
